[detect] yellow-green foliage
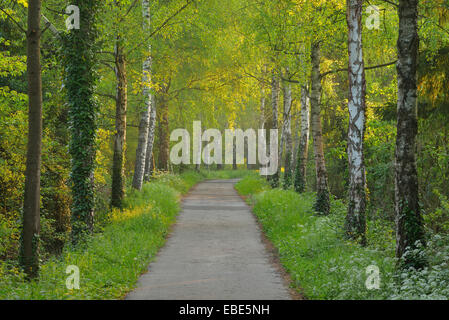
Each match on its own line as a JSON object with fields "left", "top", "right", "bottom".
{"left": 0, "top": 39, "right": 27, "bottom": 262}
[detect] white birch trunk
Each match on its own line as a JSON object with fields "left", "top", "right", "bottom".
{"left": 132, "top": 0, "right": 153, "bottom": 190}
{"left": 310, "top": 42, "right": 330, "bottom": 214}
{"left": 281, "top": 76, "right": 293, "bottom": 178}
{"left": 294, "top": 85, "right": 310, "bottom": 193}
{"left": 345, "top": 0, "right": 367, "bottom": 243}
{"left": 144, "top": 89, "right": 156, "bottom": 181}
{"left": 269, "top": 69, "right": 280, "bottom": 187}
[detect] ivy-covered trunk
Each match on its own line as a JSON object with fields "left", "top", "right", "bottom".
{"left": 63, "top": 0, "right": 100, "bottom": 244}
{"left": 310, "top": 42, "right": 330, "bottom": 215}
{"left": 20, "top": 0, "right": 42, "bottom": 278}
{"left": 345, "top": 0, "right": 367, "bottom": 244}
{"left": 110, "top": 40, "right": 127, "bottom": 209}
{"left": 294, "top": 85, "right": 310, "bottom": 193}
{"left": 395, "top": 0, "right": 425, "bottom": 268}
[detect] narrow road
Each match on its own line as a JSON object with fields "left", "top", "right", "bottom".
{"left": 126, "top": 179, "right": 291, "bottom": 300}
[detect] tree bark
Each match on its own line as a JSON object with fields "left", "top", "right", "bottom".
{"left": 143, "top": 94, "right": 156, "bottom": 181}
{"left": 345, "top": 0, "right": 367, "bottom": 244}
{"left": 259, "top": 65, "right": 267, "bottom": 130}
{"left": 233, "top": 142, "right": 237, "bottom": 170}
{"left": 258, "top": 66, "right": 267, "bottom": 171}
{"left": 142, "top": 0, "right": 156, "bottom": 182}
{"left": 395, "top": 0, "right": 425, "bottom": 268}
{"left": 110, "top": 39, "right": 127, "bottom": 209}
{"left": 64, "top": 0, "right": 99, "bottom": 244}
{"left": 157, "top": 86, "right": 170, "bottom": 171}
{"left": 281, "top": 75, "right": 293, "bottom": 189}
{"left": 310, "top": 42, "right": 330, "bottom": 215}
{"left": 268, "top": 69, "right": 280, "bottom": 187}
{"left": 132, "top": 0, "right": 152, "bottom": 190}
{"left": 259, "top": 85, "right": 266, "bottom": 130}
{"left": 294, "top": 85, "right": 310, "bottom": 193}
{"left": 20, "top": 0, "right": 42, "bottom": 278}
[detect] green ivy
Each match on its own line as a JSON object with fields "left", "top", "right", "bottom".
{"left": 61, "top": 0, "right": 101, "bottom": 244}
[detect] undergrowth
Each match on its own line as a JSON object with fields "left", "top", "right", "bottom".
{"left": 235, "top": 175, "right": 449, "bottom": 300}
{"left": 0, "top": 172, "right": 202, "bottom": 299}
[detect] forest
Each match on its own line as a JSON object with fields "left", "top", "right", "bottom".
{"left": 1, "top": 0, "right": 449, "bottom": 300}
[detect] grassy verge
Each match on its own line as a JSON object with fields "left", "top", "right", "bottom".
{"left": 0, "top": 169, "right": 255, "bottom": 299}
{"left": 235, "top": 175, "right": 449, "bottom": 300}
{"left": 0, "top": 171, "right": 203, "bottom": 299}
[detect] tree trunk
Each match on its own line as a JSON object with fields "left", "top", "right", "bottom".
{"left": 310, "top": 42, "right": 330, "bottom": 215}
{"left": 143, "top": 94, "right": 156, "bottom": 181}
{"left": 157, "top": 89, "right": 170, "bottom": 171}
{"left": 395, "top": 0, "right": 425, "bottom": 268}
{"left": 268, "top": 69, "right": 280, "bottom": 187}
{"left": 281, "top": 75, "right": 293, "bottom": 189}
{"left": 110, "top": 40, "right": 127, "bottom": 209}
{"left": 260, "top": 86, "right": 266, "bottom": 130}
{"left": 233, "top": 142, "right": 237, "bottom": 170}
{"left": 345, "top": 0, "right": 367, "bottom": 244}
{"left": 259, "top": 65, "right": 267, "bottom": 130}
{"left": 64, "top": 0, "right": 99, "bottom": 244}
{"left": 292, "top": 105, "right": 301, "bottom": 171}
{"left": 20, "top": 0, "right": 42, "bottom": 278}
{"left": 142, "top": 0, "right": 156, "bottom": 182}
{"left": 259, "top": 68, "right": 267, "bottom": 171}
{"left": 132, "top": 0, "right": 152, "bottom": 190}
{"left": 294, "top": 85, "right": 310, "bottom": 193}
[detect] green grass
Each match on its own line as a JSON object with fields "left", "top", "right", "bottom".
{"left": 234, "top": 174, "right": 270, "bottom": 196}
{"left": 0, "top": 169, "right": 255, "bottom": 299}
{"left": 0, "top": 172, "right": 202, "bottom": 300}
{"left": 235, "top": 175, "right": 449, "bottom": 300}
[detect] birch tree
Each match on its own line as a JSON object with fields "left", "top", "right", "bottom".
{"left": 269, "top": 69, "right": 280, "bottom": 188}
{"left": 294, "top": 85, "right": 310, "bottom": 193}
{"left": 142, "top": 0, "right": 156, "bottom": 182}
{"left": 395, "top": 0, "right": 425, "bottom": 268}
{"left": 132, "top": 0, "right": 153, "bottom": 190}
{"left": 143, "top": 93, "right": 156, "bottom": 181}
{"left": 310, "top": 42, "right": 330, "bottom": 215}
{"left": 345, "top": 0, "right": 367, "bottom": 244}
{"left": 281, "top": 75, "right": 293, "bottom": 189}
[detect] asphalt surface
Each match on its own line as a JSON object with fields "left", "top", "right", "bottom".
{"left": 125, "top": 179, "right": 291, "bottom": 300}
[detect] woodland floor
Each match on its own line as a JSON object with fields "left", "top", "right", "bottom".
{"left": 125, "top": 179, "right": 292, "bottom": 300}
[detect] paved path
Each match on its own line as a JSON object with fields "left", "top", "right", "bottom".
{"left": 126, "top": 179, "right": 291, "bottom": 300}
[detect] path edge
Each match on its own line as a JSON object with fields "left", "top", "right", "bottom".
{"left": 235, "top": 187, "right": 306, "bottom": 300}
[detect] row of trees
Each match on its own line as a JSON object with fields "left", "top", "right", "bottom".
{"left": 248, "top": 0, "right": 428, "bottom": 268}
{"left": 1, "top": 0, "right": 448, "bottom": 279}
{"left": 2, "top": 0, "right": 197, "bottom": 278}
